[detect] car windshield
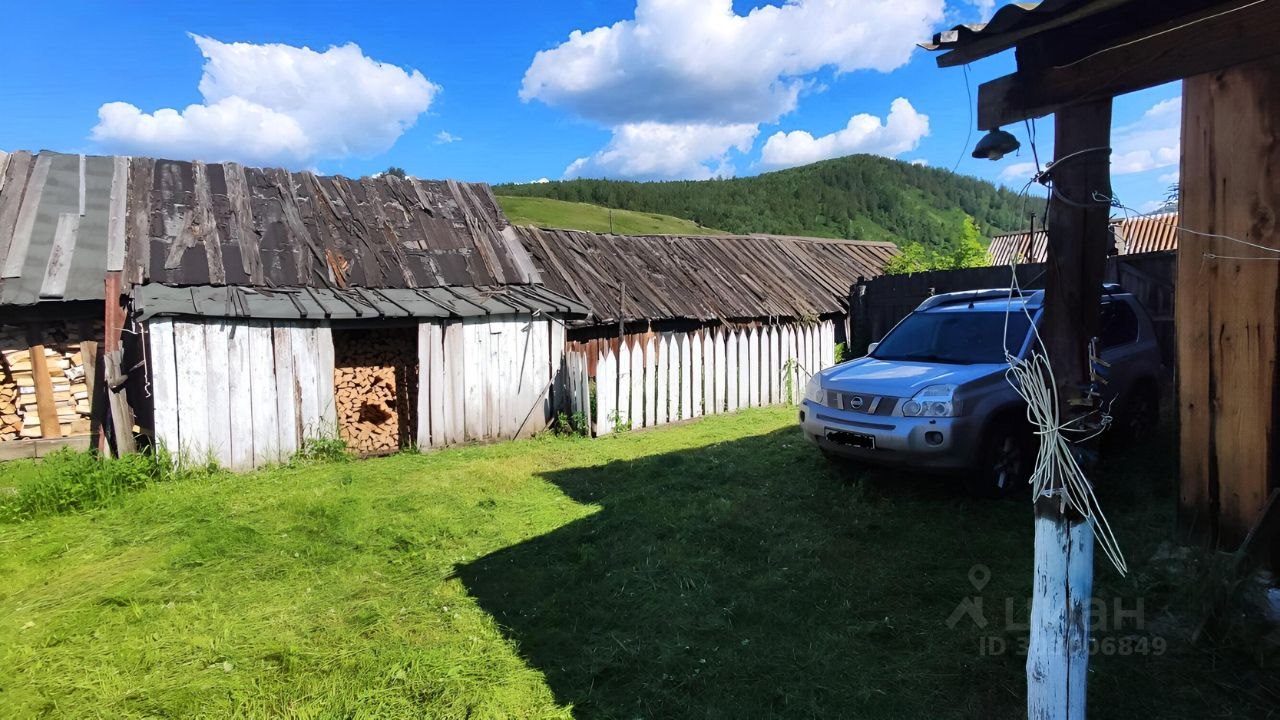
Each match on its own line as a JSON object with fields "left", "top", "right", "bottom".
{"left": 872, "top": 309, "right": 1033, "bottom": 365}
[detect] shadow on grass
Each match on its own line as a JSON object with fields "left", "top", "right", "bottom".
{"left": 457, "top": 423, "right": 1274, "bottom": 719}
{"left": 457, "top": 427, "right": 1031, "bottom": 719}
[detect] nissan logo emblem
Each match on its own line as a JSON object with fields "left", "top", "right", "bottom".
{"left": 849, "top": 396, "right": 864, "bottom": 410}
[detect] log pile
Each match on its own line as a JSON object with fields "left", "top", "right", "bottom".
{"left": 1, "top": 324, "right": 97, "bottom": 442}
{"left": 333, "top": 330, "right": 417, "bottom": 454}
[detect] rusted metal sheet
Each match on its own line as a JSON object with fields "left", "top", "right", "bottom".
{"left": 989, "top": 212, "right": 1179, "bottom": 265}
{"left": 517, "top": 227, "right": 899, "bottom": 324}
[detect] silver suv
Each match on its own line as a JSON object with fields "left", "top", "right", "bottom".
{"left": 800, "top": 286, "right": 1163, "bottom": 496}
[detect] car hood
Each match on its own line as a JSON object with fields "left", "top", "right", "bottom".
{"left": 819, "top": 356, "right": 1006, "bottom": 396}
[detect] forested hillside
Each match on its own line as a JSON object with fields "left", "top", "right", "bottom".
{"left": 495, "top": 154, "right": 1031, "bottom": 256}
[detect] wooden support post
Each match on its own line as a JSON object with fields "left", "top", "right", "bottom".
{"left": 29, "top": 343, "right": 60, "bottom": 439}
{"left": 1027, "top": 98, "right": 1112, "bottom": 720}
{"left": 102, "top": 271, "right": 135, "bottom": 456}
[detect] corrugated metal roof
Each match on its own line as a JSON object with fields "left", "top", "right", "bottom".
{"left": 988, "top": 212, "right": 1178, "bottom": 264}
{"left": 517, "top": 227, "right": 899, "bottom": 324}
{"left": 0, "top": 150, "right": 542, "bottom": 307}
{"left": 134, "top": 284, "right": 588, "bottom": 322}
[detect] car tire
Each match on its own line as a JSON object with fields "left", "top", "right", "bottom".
{"left": 966, "top": 421, "right": 1034, "bottom": 499}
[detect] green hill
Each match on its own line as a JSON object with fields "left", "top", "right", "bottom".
{"left": 497, "top": 196, "right": 725, "bottom": 235}
{"left": 495, "top": 154, "right": 1033, "bottom": 255}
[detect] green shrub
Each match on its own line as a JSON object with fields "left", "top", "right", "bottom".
{"left": 0, "top": 447, "right": 193, "bottom": 523}
{"left": 552, "top": 411, "right": 590, "bottom": 437}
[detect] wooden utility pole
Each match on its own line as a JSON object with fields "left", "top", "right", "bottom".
{"left": 1028, "top": 98, "right": 1112, "bottom": 720}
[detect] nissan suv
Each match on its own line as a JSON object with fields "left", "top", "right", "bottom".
{"left": 799, "top": 286, "right": 1163, "bottom": 496}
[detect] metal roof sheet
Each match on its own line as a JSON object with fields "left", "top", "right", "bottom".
{"left": 0, "top": 150, "right": 543, "bottom": 308}
{"left": 987, "top": 212, "right": 1178, "bottom": 264}
{"left": 517, "top": 227, "right": 899, "bottom": 324}
{"left": 924, "top": 0, "right": 1128, "bottom": 64}
{"left": 134, "top": 284, "right": 587, "bottom": 322}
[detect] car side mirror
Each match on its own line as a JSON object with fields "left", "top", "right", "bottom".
{"left": 867, "top": 342, "right": 879, "bottom": 355}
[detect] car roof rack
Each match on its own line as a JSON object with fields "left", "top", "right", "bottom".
{"left": 916, "top": 283, "right": 1129, "bottom": 312}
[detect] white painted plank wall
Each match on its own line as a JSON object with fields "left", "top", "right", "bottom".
{"left": 273, "top": 326, "right": 299, "bottom": 460}
{"left": 736, "top": 331, "right": 749, "bottom": 411}
{"left": 714, "top": 330, "right": 726, "bottom": 414}
{"left": 726, "top": 331, "right": 739, "bottom": 412}
{"left": 679, "top": 334, "right": 692, "bottom": 420}
{"left": 226, "top": 325, "right": 255, "bottom": 470}
{"left": 748, "top": 328, "right": 761, "bottom": 408}
{"left": 248, "top": 323, "right": 278, "bottom": 466}
{"left": 172, "top": 321, "right": 209, "bottom": 464}
{"left": 149, "top": 319, "right": 180, "bottom": 458}
{"left": 643, "top": 336, "right": 656, "bottom": 427}
{"left": 204, "top": 322, "right": 233, "bottom": 466}
{"left": 656, "top": 334, "right": 671, "bottom": 425}
{"left": 690, "top": 332, "right": 703, "bottom": 418}
{"left": 617, "top": 342, "right": 632, "bottom": 429}
{"left": 596, "top": 349, "right": 617, "bottom": 433}
{"left": 629, "top": 338, "right": 644, "bottom": 428}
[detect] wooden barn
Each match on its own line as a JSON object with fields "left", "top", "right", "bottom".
{"left": 0, "top": 150, "right": 585, "bottom": 467}
{"left": 516, "top": 226, "right": 899, "bottom": 433}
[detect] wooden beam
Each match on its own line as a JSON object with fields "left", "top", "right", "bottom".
{"left": 977, "top": 0, "right": 1280, "bottom": 129}
{"left": 1176, "top": 54, "right": 1280, "bottom": 549}
{"left": 29, "top": 344, "right": 61, "bottom": 439}
{"left": 1027, "top": 98, "right": 1113, "bottom": 720}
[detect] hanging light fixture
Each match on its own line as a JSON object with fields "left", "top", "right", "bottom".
{"left": 972, "top": 127, "right": 1021, "bottom": 161}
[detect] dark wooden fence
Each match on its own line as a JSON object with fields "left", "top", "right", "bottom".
{"left": 850, "top": 251, "right": 1176, "bottom": 365}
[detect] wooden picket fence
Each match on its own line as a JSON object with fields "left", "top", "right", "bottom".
{"left": 566, "top": 321, "right": 836, "bottom": 435}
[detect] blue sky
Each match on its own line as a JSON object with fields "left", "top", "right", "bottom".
{"left": 0, "top": 1, "right": 1180, "bottom": 215}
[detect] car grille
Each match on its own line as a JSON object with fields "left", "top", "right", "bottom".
{"left": 824, "top": 390, "right": 898, "bottom": 416}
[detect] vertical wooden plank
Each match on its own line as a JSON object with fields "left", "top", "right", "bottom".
{"left": 549, "top": 320, "right": 566, "bottom": 424}
{"left": 204, "top": 321, "right": 233, "bottom": 467}
{"left": 173, "top": 321, "right": 210, "bottom": 464}
{"left": 314, "top": 324, "right": 337, "bottom": 432}
{"left": 656, "top": 334, "right": 671, "bottom": 425}
{"left": 736, "top": 331, "right": 750, "bottom": 412}
{"left": 690, "top": 331, "right": 703, "bottom": 418}
{"left": 643, "top": 335, "right": 656, "bottom": 427}
{"left": 248, "top": 323, "right": 278, "bottom": 466}
{"left": 148, "top": 319, "right": 180, "bottom": 455}
{"left": 679, "top": 332, "right": 693, "bottom": 421}
{"left": 783, "top": 325, "right": 797, "bottom": 404}
{"left": 714, "top": 330, "right": 727, "bottom": 414}
{"left": 629, "top": 334, "right": 644, "bottom": 428}
{"left": 726, "top": 330, "right": 739, "bottom": 412}
{"left": 442, "top": 321, "right": 464, "bottom": 444}
{"left": 748, "top": 328, "right": 761, "bottom": 407}
{"left": 767, "top": 326, "right": 780, "bottom": 405}
{"left": 419, "top": 322, "right": 442, "bottom": 448}
{"left": 617, "top": 340, "right": 632, "bottom": 429}
{"left": 29, "top": 344, "right": 61, "bottom": 439}
{"left": 273, "top": 324, "right": 299, "bottom": 460}
{"left": 596, "top": 349, "right": 617, "bottom": 434}
{"left": 463, "top": 318, "right": 485, "bottom": 440}
{"left": 702, "top": 331, "right": 717, "bottom": 415}
{"left": 227, "top": 325, "right": 254, "bottom": 470}
{"left": 290, "top": 326, "right": 320, "bottom": 440}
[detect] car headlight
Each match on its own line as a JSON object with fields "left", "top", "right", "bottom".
{"left": 901, "top": 384, "right": 957, "bottom": 417}
{"left": 805, "top": 374, "right": 824, "bottom": 404}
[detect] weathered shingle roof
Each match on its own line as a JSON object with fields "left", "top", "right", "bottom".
{"left": 517, "top": 227, "right": 899, "bottom": 324}
{"left": 0, "top": 150, "right": 541, "bottom": 307}
{"left": 988, "top": 212, "right": 1179, "bottom": 264}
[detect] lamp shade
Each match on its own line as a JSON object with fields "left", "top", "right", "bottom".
{"left": 972, "top": 128, "right": 1021, "bottom": 161}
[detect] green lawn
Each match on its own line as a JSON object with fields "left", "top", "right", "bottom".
{"left": 497, "top": 196, "right": 725, "bottom": 236}
{"left": 0, "top": 408, "right": 1274, "bottom": 718}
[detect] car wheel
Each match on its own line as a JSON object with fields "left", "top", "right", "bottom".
{"left": 1115, "top": 382, "right": 1159, "bottom": 444}
{"left": 967, "top": 422, "right": 1033, "bottom": 498}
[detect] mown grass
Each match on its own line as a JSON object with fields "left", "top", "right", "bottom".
{"left": 0, "top": 408, "right": 1274, "bottom": 718}
{"left": 496, "top": 196, "right": 726, "bottom": 236}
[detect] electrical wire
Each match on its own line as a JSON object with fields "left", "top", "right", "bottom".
{"left": 950, "top": 64, "right": 975, "bottom": 174}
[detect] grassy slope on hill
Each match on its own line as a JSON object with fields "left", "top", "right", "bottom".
{"left": 497, "top": 195, "right": 725, "bottom": 235}
{"left": 496, "top": 154, "right": 1033, "bottom": 252}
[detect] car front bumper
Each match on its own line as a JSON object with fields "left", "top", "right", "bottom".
{"left": 798, "top": 399, "right": 983, "bottom": 470}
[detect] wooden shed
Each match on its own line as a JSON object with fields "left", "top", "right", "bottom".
{"left": 0, "top": 150, "right": 585, "bottom": 467}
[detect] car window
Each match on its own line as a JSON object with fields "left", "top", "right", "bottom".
{"left": 872, "top": 310, "right": 1031, "bottom": 365}
{"left": 1099, "top": 301, "right": 1139, "bottom": 349}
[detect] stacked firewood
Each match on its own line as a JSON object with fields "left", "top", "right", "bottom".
{"left": 1, "top": 325, "right": 95, "bottom": 441}
{"left": 333, "top": 331, "right": 416, "bottom": 454}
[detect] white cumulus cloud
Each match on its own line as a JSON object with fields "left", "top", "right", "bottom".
{"left": 92, "top": 34, "right": 439, "bottom": 167}
{"left": 522, "top": 0, "right": 942, "bottom": 126}
{"left": 1111, "top": 96, "right": 1180, "bottom": 175}
{"left": 759, "top": 98, "right": 929, "bottom": 169}
{"left": 524, "top": 0, "right": 945, "bottom": 179}
{"left": 999, "top": 161, "right": 1038, "bottom": 185}
{"left": 565, "top": 122, "right": 758, "bottom": 180}
{"left": 435, "top": 130, "right": 462, "bottom": 144}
